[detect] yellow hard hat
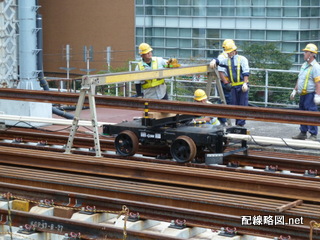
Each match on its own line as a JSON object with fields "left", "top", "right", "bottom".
{"left": 194, "top": 89, "right": 207, "bottom": 101}
{"left": 224, "top": 41, "right": 237, "bottom": 53}
{"left": 303, "top": 43, "right": 318, "bottom": 54}
{"left": 222, "top": 39, "right": 235, "bottom": 49}
{"left": 139, "top": 43, "right": 153, "bottom": 55}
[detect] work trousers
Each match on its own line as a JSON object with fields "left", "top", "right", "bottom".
{"left": 299, "top": 92, "right": 318, "bottom": 135}
{"left": 231, "top": 85, "right": 248, "bottom": 126}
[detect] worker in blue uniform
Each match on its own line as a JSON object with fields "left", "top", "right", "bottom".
{"left": 217, "top": 39, "right": 234, "bottom": 126}
{"left": 290, "top": 43, "right": 320, "bottom": 141}
{"left": 209, "top": 41, "right": 250, "bottom": 127}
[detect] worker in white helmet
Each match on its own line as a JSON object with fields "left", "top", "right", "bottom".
{"left": 290, "top": 43, "right": 320, "bottom": 141}
{"left": 134, "top": 43, "right": 169, "bottom": 100}
{"left": 192, "top": 89, "right": 220, "bottom": 125}
{"left": 209, "top": 41, "right": 250, "bottom": 127}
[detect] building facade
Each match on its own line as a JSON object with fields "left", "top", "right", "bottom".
{"left": 135, "top": 0, "right": 320, "bottom": 68}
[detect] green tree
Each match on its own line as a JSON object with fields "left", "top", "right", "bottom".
{"left": 241, "top": 43, "right": 297, "bottom": 105}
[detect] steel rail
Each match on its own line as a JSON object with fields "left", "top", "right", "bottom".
{"left": 0, "top": 146, "right": 319, "bottom": 202}
{"left": 0, "top": 171, "right": 318, "bottom": 240}
{"left": 2, "top": 128, "right": 320, "bottom": 175}
{"left": 0, "top": 88, "right": 319, "bottom": 125}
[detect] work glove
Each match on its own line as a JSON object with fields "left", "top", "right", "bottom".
{"left": 242, "top": 82, "right": 248, "bottom": 92}
{"left": 224, "top": 83, "right": 232, "bottom": 91}
{"left": 209, "top": 59, "right": 216, "bottom": 69}
{"left": 314, "top": 94, "right": 320, "bottom": 105}
{"left": 166, "top": 58, "right": 180, "bottom": 68}
{"left": 290, "top": 89, "right": 297, "bottom": 100}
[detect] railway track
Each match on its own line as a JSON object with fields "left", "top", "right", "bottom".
{"left": 1, "top": 128, "right": 320, "bottom": 176}
{"left": 0, "top": 167, "right": 319, "bottom": 239}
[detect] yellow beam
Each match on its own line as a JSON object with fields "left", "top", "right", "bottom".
{"left": 96, "top": 64, "right": 212, "bottom": 85}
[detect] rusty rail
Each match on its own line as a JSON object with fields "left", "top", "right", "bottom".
{"left": 0, "top": 88, "right": 319, "bottom": 125}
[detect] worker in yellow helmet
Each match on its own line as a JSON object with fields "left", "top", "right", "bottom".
{"left": 290, "top": 43, "right": 320, "bottom": 141}
{"left": 209, "top": 41, "right": 250, "bottom": 127}
{"left": 217, "top": 39, "right": 234, "bottom": 126}
{"left": 134, "top": 43, "right": 169, "bottom": 99}
{"left": 192, "top": 89, "right": 220, "bottom": 125}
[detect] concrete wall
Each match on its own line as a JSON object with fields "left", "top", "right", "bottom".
{"left": 38, "top": 0, "right": 135, "bottom": 76}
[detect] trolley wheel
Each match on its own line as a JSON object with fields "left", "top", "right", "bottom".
{"left": 170, "top": 135, "right": 197, "bottom": 163}
{"left": 115, "top": 130, "right": 139, "bottom": 156}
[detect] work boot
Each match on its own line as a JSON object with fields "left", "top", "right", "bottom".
{"left": 308, "top": 134, "right": 317, "bottom": 141}
{"left": 292, "top": 132, "right": 307, "bottom": 140}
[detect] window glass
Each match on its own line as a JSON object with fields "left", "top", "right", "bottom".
{"left": 166, "top": 39, "right": 178, "bottom": 47}
{"left": 237, "top": 7, "right": 250, "bottom": 16}
{"left": 154, "top": 28, "right": 165, "bottom": 36}
{"left": 192, "top": 49, "right": 206, "bottom": 58}
{"left": 222, "top": 7, "right": 235, "bottom": 16}
{"left": 267, "top": 8, "right": 281, "bottom": 17}
{"left": 310, "top": 31, "right": 319, "bottom": 39}
{"left": 266, "top": 31, "right": 280, "bottom": 40}
{"left": 266, "top": 0, "right": 280, "bottom": 6}
{"left": 301, "top": 0, "right": 310, "bottom": 6}
{"left": 207, "top": 0, "right": 220, "bottom": 5}
{"left": 221, "top": 30, "right": 234, "bottom": 39}
{"left": 136, "top": 28, "right": 144, "bottom": 36}
{"left": 237, "top": 0, "right": 249, "bottom": 5}
{"left": 153, "top": 7, "right": 165, "bottom": 15}
{"left": 166, "top": 0, "right": 178, "bottom": 5}
{"left": 180, "top": 39, "right": 192, "bottom": 48}
{"left": 136, "top": 0, "right": 143, "bottom": 5}
{"left": 192, "top": 29, "right": 206, "bottom": 38}
{"left": 284, "top": 8, "right": 298, "bottom": 17}
{"left": 283, "top": 0, "right": 298, "bottom": 6}
{"left": 193, "top": 7, "right": 206, "bottom": 16}
{"left": 252, "top": 7, "right": 265, "bottom": 16}
{"left": 154, "top": 0, "right": 164, "bottom": 4}
{"left": 207, "top": 7, "right": 220, "bottom": 16}
{"left": 166, "top": 49, "right": 178, "bottom": 57}
{"left": 145, "top": 28, "right": 152, "bottom": 36}
{"left": 300, "top": 32, "right": 309, "bottom": 40}
{"left": 145, "top": 7, "right": 152, "bottom": 15}
{"left": 145, "top": 0, "right": 152, "bottom": 4}
{"left": 180, "top": 49, "right": 192, "bottom": 58}
{"left": 301, "top": 8, "right": 310, "bottom": 17}
{"left": 310, "top": 8, "right": 319, "bottom": 17}
{"left": 252, "top": 0, "right": 265, "bottom": 5}
{"left": 136, "top": 7, "right": 144, "bottom": 15}
{"left": 167, "top": 28, "right": 179, "bottom": 37}
{"left": 236, "top": 30, "right": 249, "bottom": 39}
{"left": 221, "top": 0, "right": 235, "bottom": 5}
{"left": 136, "top": 37, "right": 143, "bottom": 45}
{"left": 282, "top": 43, "right": 297, "bottom": 52}
{"left": 192, "top": 39, "right": 206, "bottom": 48}
{"left": 311, "top": 0, "right": 320, "bottom": 6}
{"left": 180, "top": 7, "right": 192, "bottom": 15}
{"left": 207, "top": 50, "right": 220, "bottom": 58}
{"left": 207, "top": 29, "right": 220, "bottom": 38}
{"left": 166, "top": 7, "right": 178, "bottom": 15}
{"left": 154, "top": 49, "right": 165, "bottom": 57}
{"left": 154, "top": 38, "right": 165, "bottom": 47}
{"left": 282, "top": 31, "right": 298, "bottom": 41}
{"left": 206, "top": 39, "right": 219, "bottom": 49}
{"left": 180, "top": 28, "right": 192, "bottom": 37}
{"left": 251, "top": 30, "right": 264, "bottom": 40}
{"left": 194, "top": 0, "right": 206, "bottom": 5}
{"left": 180, "top": 0, "right": 192, "bottom": 5}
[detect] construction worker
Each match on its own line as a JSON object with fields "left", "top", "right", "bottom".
{"left": 209, "top": 41, "right": 250, "bottom": 127}
{"left": 217, "top": 39, "right": 234, "bottom": 126}
{"left": 134, "top": 43, "right": 168, "bottom": 100}
{"left": 290, "top": 43, "right": 320, "bottom": 141}
{"left": 193, "top": 89, "right": 220, "bottom": 125}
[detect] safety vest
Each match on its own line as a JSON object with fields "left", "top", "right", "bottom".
{"left": 138, "top": 58, "right": 165, "bottom": 89}
{"left": 228, "top": 56, "right": 243, "bottom": 86}
{"left": 301, "top": 66, "right": 312, "bottom": 95}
